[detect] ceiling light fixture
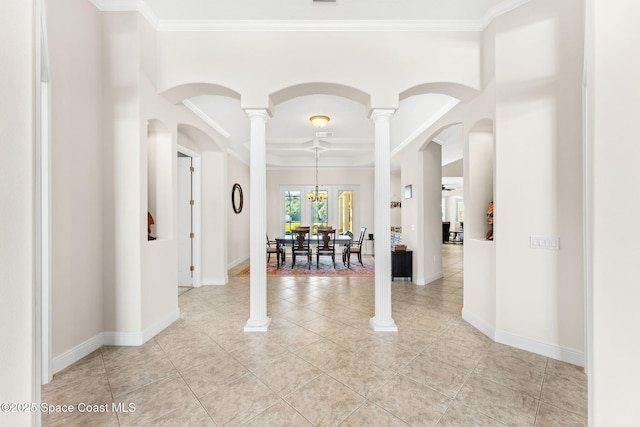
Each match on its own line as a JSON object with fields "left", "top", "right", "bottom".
{"left": 307, "top": 146, "right": 327, "bottom": 202}
{"left": 309, "top": 115, "right": 330, "bottom": 129}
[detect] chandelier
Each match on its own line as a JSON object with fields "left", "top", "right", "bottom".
{"left": 307, "top": 146, "right": 327, "bottom": 202}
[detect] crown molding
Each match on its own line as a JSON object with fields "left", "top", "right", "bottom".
{"left": 157, "top": 20, "right": 483, "bottom": 32}
{"left": 90, "top": 0, "right": 531, "bottom": 32}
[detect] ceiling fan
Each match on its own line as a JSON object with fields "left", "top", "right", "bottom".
{"left": 442, "top": 185, "right": 454, "bottom": 191}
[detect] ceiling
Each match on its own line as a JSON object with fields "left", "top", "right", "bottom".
{"left": 103, "top": 0, "right": 521, "bottom": 184}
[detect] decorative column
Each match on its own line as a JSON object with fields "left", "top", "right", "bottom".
{"left": 370, "top": 109, "right": 398, "bottom": 332}
{"left": 244, "top": 109, "right": 270, "bottom": 332}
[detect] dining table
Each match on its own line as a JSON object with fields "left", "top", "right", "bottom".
{"left": 275, "top": 234, "right": 352, "bottom": 248}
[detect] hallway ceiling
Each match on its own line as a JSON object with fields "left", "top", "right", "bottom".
{"left": 107, "top": 0, "right": 521, "bottom": 173}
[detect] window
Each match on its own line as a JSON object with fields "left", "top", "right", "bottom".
{"left": 311, "top": 190, "right": 328, "bottom": 232}
{"left": 284, "top": 191, "right": 301, "bottom": 234}
{"left": 338, "top": 190, "right": 354, "bottom": 234}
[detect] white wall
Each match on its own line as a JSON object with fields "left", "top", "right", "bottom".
{"left": 101, "top": 11, "right": 143, "bottom": 337}
{"left": 589, "top": 1, "right": 640, "bottom": 423}
{"left": 0, "top": 1, "right": 37, "bottom": 425}
{"left": 46, "top": 0, "right": 105, "bottom": 361}
{"left": 226, "top": 154, "right": 250, "bottom": 269}
{"left": 390, "top": 170, "right": 402, "bottom": 227}
{"left": 492, "top": 0, "right": 584, "bottom": 364}
{"left": 157, "top": 31, "right": 482, "bottom": 108}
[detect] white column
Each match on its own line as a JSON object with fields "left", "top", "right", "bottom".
{"left": 370, "top": 109, "right": 398, "bottom": 332}
{"left": 244, "top": 109, "right": 270, "bottom": 332}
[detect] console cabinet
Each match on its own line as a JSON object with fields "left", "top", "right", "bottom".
{"left": 391, "top": 250, "right": 413, "bottom": 281}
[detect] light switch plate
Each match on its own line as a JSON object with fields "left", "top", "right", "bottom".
{"left": 530, "top": 236, "right": 560, "bottom": 250}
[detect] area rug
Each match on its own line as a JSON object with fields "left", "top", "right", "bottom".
{"left": 235, "top": 255, "right": 375, "bottom": 277}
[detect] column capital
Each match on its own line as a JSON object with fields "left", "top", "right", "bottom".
{"left": 370, "top": 109, "right": 396, "bottom": 121}
{"left": 244, "top": 109, "right": 271, "bottom": 121}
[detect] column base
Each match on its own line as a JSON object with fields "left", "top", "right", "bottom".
{"left": 370, "top": 316, "right": 398, "bottom": 332}
{"left": 244, "top": 317, "right": 271, "bottom": 332}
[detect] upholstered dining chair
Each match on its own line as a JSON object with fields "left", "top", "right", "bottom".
{"left": 266, "top": 234, "right": 285, "bottom": 268}
{"left": 343, "top": 226, "right": 366, "bottom": 267}
{"left": 316, "top": 228, "right": 336, "bottom": 268}
{"left": 291, "top": 227, "right": 312, "bottom": 269}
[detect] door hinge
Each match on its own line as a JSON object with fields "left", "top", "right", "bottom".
{"left": 190, "top": 166, "right": 195, "bottom": 173}
{"left": 190, "top": 232, "right": 195, "bottom": 238}
{"left": 189, "top": 199, "right": 194, "bottom": 206}
{"left": 190, "top": 265, "right": 195, "bottom": 272}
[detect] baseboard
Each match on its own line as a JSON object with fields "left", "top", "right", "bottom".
{"left": 415, "top": 271, "right": 443, "bottom": 286}
{"left": 52, "top": 309, "right": 181, "bottom": 375}
{"left": 142, "top": 308, "right": 180, "bottom": 343}
{"left": 52, "top": 333, "right": 103, "bottom": 375}
{"left": 462, "top": 307, "right": 584, "bottom": 367}
{"left": 203, "top": 275, "right": 228, "bottom": 286}
{"left": 461, "top": 307, "right": 496, "bottom": 340}
{"left": 103, "top": 331, "right": 144, "bottom": 346}
{"left": 495, "top": 329, "right": 585, "bottom": 367}
{"left": 228, "top": 255, "right": 249, "bottom": 269}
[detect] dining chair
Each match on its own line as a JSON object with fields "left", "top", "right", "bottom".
{"left": 266, "top": 234, "right": 285, "bottom": 268}
{"left": 316, "top": 228, "right": 336, "bottom": 268}
{"left": 343, "top": 226, "right": 366, "bottom": 267}
{"left": 291, "top": 227, "right": 311, "bottom": 269}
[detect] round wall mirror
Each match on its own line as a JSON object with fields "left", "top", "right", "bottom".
{"left": 232, "top": 183, "right": 243, "bottom": 214}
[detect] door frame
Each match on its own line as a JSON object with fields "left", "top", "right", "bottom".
{"left": 177, "top": 145, "right": 202, "bottom": 287}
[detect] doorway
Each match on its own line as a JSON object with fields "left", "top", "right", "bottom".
{"left": 177, "top": 153, "right": 193, "bottom": 286}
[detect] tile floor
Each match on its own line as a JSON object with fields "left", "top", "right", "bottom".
{"left": 42, "top": 245, "right": 587, "bottom": 426}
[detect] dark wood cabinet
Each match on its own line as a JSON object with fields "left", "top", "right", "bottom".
{"left": 391, "top": 250, "right": 412, "bottom": 281}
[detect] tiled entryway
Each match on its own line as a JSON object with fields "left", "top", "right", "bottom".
{"left": 42, "top": 245, "right": 587, "bottom": 426}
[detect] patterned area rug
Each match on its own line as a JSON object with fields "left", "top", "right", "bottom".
{"left": 235, "top": 255, "right": 375, "bottom": 277}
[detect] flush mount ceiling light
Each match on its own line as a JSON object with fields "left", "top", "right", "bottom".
{"left": 309, "top": 115, "right": 330, "bottom": 129}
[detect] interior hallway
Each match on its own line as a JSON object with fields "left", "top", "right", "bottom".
{"left": 42, "top": 244, "right": 587, "bottom": 426}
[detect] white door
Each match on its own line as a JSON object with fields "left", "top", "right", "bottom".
{"left": 177, "top": 155, "right": 193, "bottom": 286}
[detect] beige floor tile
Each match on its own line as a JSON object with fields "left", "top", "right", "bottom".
{"left": 252, "top": 351, "right": 322, "bottom": 396}
{"left": 400, "top": 353, "right": 469, "bottom": 398}
{"left": 42, "top": 374, "right": 113, "bottom": 426}
{"left": 456, "top": 375, "right": 539, "bottom": 426}
{"left": 101, "top": 340, "right": 166, "bottom": 371}
{"left": 535, "top": 402, "right": 587, "bottom": 427}
{"left": 327, "top": 357, "right": 395, "bottom": 398}
{"left": 162, "top": 337, "right": 228, "bottom": 371}
{"left": 369, "top": 375, "right": 451, "bottom": 427}
{"left": 284, "top": 374, "right": 365, "bottom": 427}
{"left": 301, "top": 315, "right": 348, "bottom": 337}
{"left": 474, "top": 350, "right": 546, "bottom": 398}
{"left": 242, "top": 402, "right": 313, "bottom": 427}
{"left": 140, "top": 397, "right": 214, "bottom": 427}
{"left": 199, "top": 374, "right": 281, "bottom": 426}
{"left": 268, "top": 324, "right": 324, "bottom": 352}
{"left": 325, "top": 325, "right": 378, "bottom": 352}
{"left": 41, "top": 245, "right": 589, "bottom": 427}
{"left": 42, "top": 350, "right": 105, "bottom": 391}
{"left": 228, "top": 339, "right": 289, "bottom": 371}
{"left": 540, "top": 360, "right": 588, "bottom": 417}
{"left": 341, "top": 402, "right": 411, "bottom": 426}
{"left": 106, "top": 356, "right": 176, "bottom": 398}
{"left": 180, "top": 351, "right": 249, "bottom": 398}
{"left": 352, "top": 339, "right": 419, "bottom": 373}
{"left": 116, "top": 374, "right": 197, "bottom": 427}
{"left": 43, "top": 408, "right": 120, "bottom": 427}
{"left": 437, "top": 401, "right": 508, "bottom": 426}
{"left": 428, "top": 337, "right": 490, "bottom": 373}
{"left": 294, "top": 338, "right": 353, "bottom": 369}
